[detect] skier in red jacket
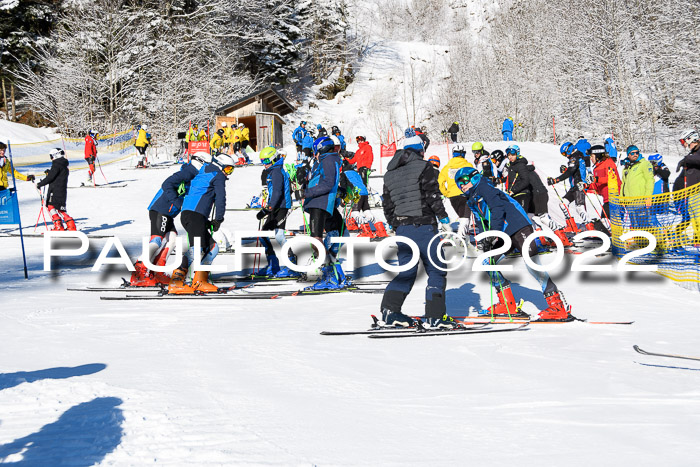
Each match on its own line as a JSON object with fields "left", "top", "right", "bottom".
{"left": 348, "top": 136, "right": 374, "bottom": 185}
{"left": 84, "top": 129, "right": 98, "bottom": 185}
{"left": 587, "top": 144, "right": 620, "bottom": 219}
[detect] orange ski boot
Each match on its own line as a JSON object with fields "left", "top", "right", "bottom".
{"left": 168, "top": 267, "right": 194, "bottom": 294}
{"left": 192, "top": 271, "right": 219, "bottom": 293}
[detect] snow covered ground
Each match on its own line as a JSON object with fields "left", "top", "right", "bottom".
{"left": 2, "top": 43, "right": 700, "bottom": 465}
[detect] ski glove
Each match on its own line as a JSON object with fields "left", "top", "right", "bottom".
{"left": 547, "top": 177, "right": 557, "bottom": 186}
{"left": 677, "top": 158, "right": 687, "bottom": 173}
{"left": 210, "top": 219, "right": 222, "bottom": 232}
{"left": 26, "top": 174, "right": 35, "bottom": 182}
{"left": 256, "top": 208, "right": 270, "bottom": 220}
{"left": 439, "top": 217, "right": 450, "bottom": 224}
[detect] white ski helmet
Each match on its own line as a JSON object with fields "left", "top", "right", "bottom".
{"left": 141, "top": 124, "right": 148, "bottom": 131}
{"left": 330, "top": 135, "right": 341, "bottom": 148}
{"left": 679, "top": 128, "right": 699, "bottom": 146}
{"left": 191, "top": 151, "right": 213, "bottom": 169}
{"left": 49, "top": 148, "right": 65, "bottom": 160}
{"left": 215, "top": 153, "right": 235, "bottom": 169}
{"left": 221, "top": 121, "right": 227, "bottom": 128}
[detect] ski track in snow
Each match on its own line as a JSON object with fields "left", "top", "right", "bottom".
{"left": 2, "top": 41, "right": 700, "bottom": 466}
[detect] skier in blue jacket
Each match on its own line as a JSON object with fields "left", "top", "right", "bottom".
{"left": 574, "top": 136, "right": 592, "bottom": 168}
{"left": 169, "top": 153, "right": 235, "bottom": 294}
{"left": 604, "top": 136, "right": 618, "bottom": 162}
{"left": 502, "top": 117, "right": 514, "bottom": 141}
{"left": 131, "top": 152, "right": 212, "bottom": 286}
{"left": 292, "top": 121, "right": 308, "bottom": 157}
{"left": 255, "top": 146, "right": 300, "bottom": 278}
{"left": 303, "top": 136, "right": 345, "bottom": 290}
{"left": 455, "top": 166, "right": 574, "bottom": 322}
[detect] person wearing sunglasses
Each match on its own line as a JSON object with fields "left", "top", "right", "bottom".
{"left": 454, "top": 167, "right": 574, "bottom": 322}
{"left": 169, "top": 152, "right": 235, "bottom": 294}
{"left": 132, "top": 151, "right": 212, "bottom": 287}
{"left": 620, "top": 145, "right": 655, "bottom": 235}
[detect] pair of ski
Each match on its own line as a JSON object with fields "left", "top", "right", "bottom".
{"left": 633, "top": 345, "right": 700, "bottom": 363}
{"left": 98, "top": 284, "right": 385, "bottom": 300}
{"left": 321, "top": 316, "right": 529, "bottom": 339}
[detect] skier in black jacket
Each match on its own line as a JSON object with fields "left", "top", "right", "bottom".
{"left": 380, "top": 134, "right": 456, "bottom": 329}
{"left": 36, "top": 148, "right": 76, "bottom": 231}
{"left": 504, "top": 146, "right": 531, "bottom": 211}
{"left": 447, "top": 121, "right": 459, "bottom": 143}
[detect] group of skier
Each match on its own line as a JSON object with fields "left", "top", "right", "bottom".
{"left": 4, "top": 120, "right": 699, "bottom": 322}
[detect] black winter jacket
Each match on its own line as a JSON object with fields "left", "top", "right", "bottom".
{"left": 383, "top": 149, "right": 447, "bottom": 227}
{"left": 448, "top": 122, "right": 459, "bottom": 134}
{"left": 677, "top": 146, "right": 700, "bottom": 188}
{"left": 37, "top": 157, "right": 69, "bottom": 210}
{"left": 505, "top": 157, "right": 532, "bottom": 196}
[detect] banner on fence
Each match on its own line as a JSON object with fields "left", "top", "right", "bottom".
{"left": 0, "top": 189, "right": 20, "bottom": 224}
{"left": 10, "top": 128, "right": 137, "bottom": 172}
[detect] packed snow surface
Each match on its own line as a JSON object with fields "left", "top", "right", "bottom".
{"left": 1, "top": 42, "right": 699, "bottom": 466}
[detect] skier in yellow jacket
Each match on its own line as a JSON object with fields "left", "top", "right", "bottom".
{"left": 438, "top": 145, "right": 474, "bottom": 238}
{"left": 0, "top": 141, "right": 34, "bottom": 191}
{"left": 239, "top": 123, "right": 251, "bottom": 163}
{"left": 210, "top": 129, "right": 225, "bottom": 154}
{"left": 222, "top": 122, "right": 234, "bottom": 154}
{"left": 135, "top": 124, "right": 150, "bottom": 168}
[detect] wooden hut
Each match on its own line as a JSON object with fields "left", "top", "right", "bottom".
{"left": 215, "top": 86, "right": 296, "bottom": 151}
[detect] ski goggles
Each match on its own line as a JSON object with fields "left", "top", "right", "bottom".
{"left": 453, "top": 151, "right": 466, "bottom": 157}
{"left": 505, "top": 147, "right": 518, "bottom": 155}
{"left": 260, "top": 157, "right": 273, "bottom": 165}
{"left": 628, "top": 150, "right": 640, "bottom": 156}
{"left": 222, "top": 165, "right": 234, "bottom": 175}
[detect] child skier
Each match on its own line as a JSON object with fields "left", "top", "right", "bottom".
{"left": 37, "top": 148, "right": 76, "bottom": 231}
{"left": 455, "top": 166, "right": 574, "bottom": 322}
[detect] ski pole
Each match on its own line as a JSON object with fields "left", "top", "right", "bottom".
{"left": 475, "top": 205, "right": 514, "bottom": 323}
{"left": 34, "top": 185, "right": 49, "bottom": 232}
{"left": 95, "top": 154, "right": 109, "bottom": 184}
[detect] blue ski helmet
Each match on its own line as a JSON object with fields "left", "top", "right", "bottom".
{"left": 647, "top": 153, "right": 662, "bottom": 164}
{"left": 454, "top": 167, "right": 481, "bottom": 191}
{"left": 506, "top": 145, "right": 521, "bottom": 157}
{"left": 560, "top": 142, "right": 573, "bottom": 155}
{"left": 313, "top": 136, "right": 334, "bottom": 154}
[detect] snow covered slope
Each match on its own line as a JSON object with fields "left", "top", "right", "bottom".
{"left": 1, "top": 41, "right": 700, "bottom": 466}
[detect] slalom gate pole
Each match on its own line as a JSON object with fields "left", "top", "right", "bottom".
{"left": 7, "top": 142, "right": 29, "bottom": 279}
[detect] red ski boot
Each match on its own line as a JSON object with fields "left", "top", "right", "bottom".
{"left": 563, "top": 217, "right": 579, "bottom": 233}
{"left": 373, "top": 222, "right": 389, "bottom": 238}
{"left": 357, "top": 223, "right": 375, "bottom": 238}
{"left": 537, "top": 291, "right": 575, "bottom": 322}
{"left": 130, "top": 260, "right": 157, "bottom": 287}
{"left": 345, "top": 216, "right": 359, "bottom": 231}
{"left": 553, "top": 229, "right": 573, "bottom": 247}
{"left": 52, "top": 220, "right": 65, "bottom": 231}
{"left": 486, "top": 285, "right": 529, "bottom": 318}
